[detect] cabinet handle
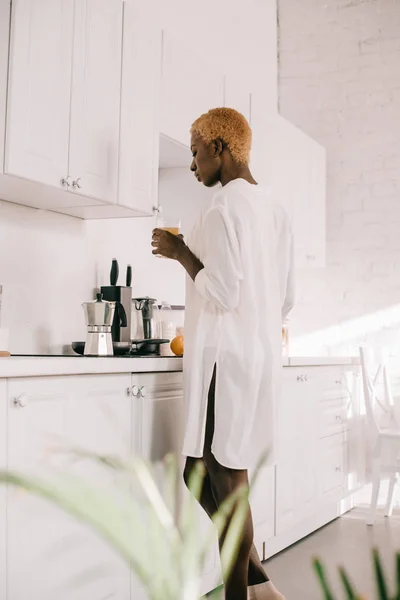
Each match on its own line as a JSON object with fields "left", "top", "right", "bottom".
{"left": 153, "top": 205, "right": 163, "bottom": 215}
{"left": 335, "top": 466, "right": 341, "bottom": 472}
{"left": 335, "top": 379, "right": 342, "bottom": 385}
{"left": 296, "top": 374, "right": 308, "bottom": 383}
{"left": 131, "top": 385, "right": 140, "bottom": 397}
{"left": 61, "top": 175, "right": 72, "bottom": 188}
{"left": 335, "top": 415, "right": 343, "bottom": 421}
{"left": 139, "top": 386, "right": 146, "bottom": 398}
{"left": 14, "top": 394, "right": 28, "bottom": 408}
{"left": 72, "top": 177, "right": 82, "bottom": 189}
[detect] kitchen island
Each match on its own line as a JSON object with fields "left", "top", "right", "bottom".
{"left": 0, "top": 356, "right": 364, "bottom": 600}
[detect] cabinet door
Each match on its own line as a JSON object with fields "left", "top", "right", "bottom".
{"left": 249, "top": 464, "right": 275, "bottom": 559}
{"left": 276, "top": 372, "right": 319, "bottom": 534}
{"left": 132, "top": 371, "right": 220, "bottom": 596}
{"left": 68, "top": 0, "right": 124, "bottom": 203}
{"left": 318, "top": 434, "right": 347, "bottom": 503}
{"left": 7, "top": 374, "right": 131, "bottom": 600}
{"left": 5, "top": 0, "right": 74, "bottom": 187}
{"left": 224, "top": 76, "right": 251, "bottom": 123}
{"left": 118, "top": 3, "right": 161, "bottom": 214}
{"left": 161, "top": 31, "right": 224, "bottom": 146}
{"left": 250, "top": 112, "right": 326, "bottom": 268}
{"left": 0, "top": 381, "right": 6, "bottom": 600}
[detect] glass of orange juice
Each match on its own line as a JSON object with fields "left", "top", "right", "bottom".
{"left": 155, "top": 215, "right": 181, "bottom": 258}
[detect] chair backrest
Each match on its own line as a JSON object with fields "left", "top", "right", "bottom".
{"left": 359, "top": 346, "right": 397, "bottom": 438}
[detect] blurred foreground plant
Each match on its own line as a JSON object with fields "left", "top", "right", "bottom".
{"left": 0, "top": 448, "right": 266, "bottom": 600}
{"left": 314, "top": 548, "right": 400, "bottom": 600}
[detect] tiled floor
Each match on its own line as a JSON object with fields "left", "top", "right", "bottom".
{"left": 265, "top": 508, "right": 400, "bottom": 599}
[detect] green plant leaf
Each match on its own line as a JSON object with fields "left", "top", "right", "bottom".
{"left": 338, "top": 566, "right": 358, "bottom": 600}
{"left": 313, "top": 559, "right": 336, "bottom": 600}
{"left": 373, "top": 548, "right": 389, "bottom": 600}
{"left": 395, "top": 552, "right": 400, "bottom": 600}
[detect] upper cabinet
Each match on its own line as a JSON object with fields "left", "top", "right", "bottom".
{"left": 117, "top": 1, "right": 161, "bottom": 215}
{"left": 251, "top": 110, "right": 326, "bottom": 269}
{"left": 68, "top": 0, "right": 123, "bottom": 204}
{"left": 160, "top": 31, "right": 224, "bottom": 147}
{"left": 5, "top": 0, "right": 75, "bottom": 190}
{"left": 0, "top": 0, "right": 160, "bottom": 218}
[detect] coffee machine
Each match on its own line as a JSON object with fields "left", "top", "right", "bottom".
{"left": 82, "top": 293, "right": 115, "bottom": 356}
{"left": 101, "top": 259, "right": 132, "bottom": 343}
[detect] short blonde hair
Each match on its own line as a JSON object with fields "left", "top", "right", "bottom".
{"left": 191, "top": 107, "right": 252, "bottom": 165}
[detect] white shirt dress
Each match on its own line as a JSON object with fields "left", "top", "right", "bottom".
{"left": 182, "top": 178, "right": 295, "bottom": 469}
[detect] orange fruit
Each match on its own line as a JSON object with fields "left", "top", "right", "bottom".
{"left": 170, "top": 335, "right": 184, "bottom": 356}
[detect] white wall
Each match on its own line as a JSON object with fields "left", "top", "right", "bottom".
{"left": 278, "top": 0, "right": 400, "bottom": 356}
{"left": 0, "top": 201, "right": 93, "bottom": 354}
{"left": 0, "top": 0, "right": 278, "bottom": 354}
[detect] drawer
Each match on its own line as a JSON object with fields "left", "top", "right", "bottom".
{"left": 319, "top": 368, "right": 354, "bottom": 402}
{"left": 318, "top": 397, "right": 350, "bottom": 438}
{"left": 319, "top": 435, "right": 346, "bottom": 501}
{"left": 284, "top": 367, "right": 356, "bottom": 402}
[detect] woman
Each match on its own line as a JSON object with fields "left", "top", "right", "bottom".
{"left": 152, "top": 108, "right": 294, "bottom": 600}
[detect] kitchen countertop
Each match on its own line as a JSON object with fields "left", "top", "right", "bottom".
{"left": 0, "top": 355, "right": 360, "bottom": 378}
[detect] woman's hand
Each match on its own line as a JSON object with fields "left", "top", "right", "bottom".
{"left": 152, "top": 229, "right": 185, "bottom": 260}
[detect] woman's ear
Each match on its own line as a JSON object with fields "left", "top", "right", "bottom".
{"left": 212, "top": 138, "right": 224, "bottom": 157}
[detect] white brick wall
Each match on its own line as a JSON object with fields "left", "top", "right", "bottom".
{"left": 278, "top": 0, "right": 400, "bottom": 357}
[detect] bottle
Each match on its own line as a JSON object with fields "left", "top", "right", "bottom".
{"left": 160, "top": 301, "right": 176, "bottom": 356}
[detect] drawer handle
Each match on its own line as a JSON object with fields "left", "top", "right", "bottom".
{"left": 335, "top": 415, "right": 343, "bottom": 422}
{"left": 130, "top": 385, "right": 146, "bottom": 398}
{"left": 335, "top": 466, "right": 341, "bottom": 472}
{"left": 335, "top": 379, "right": 342, "bottom": 385}
{"left": 14, "top": 394, "right": 28, "bottom": 408}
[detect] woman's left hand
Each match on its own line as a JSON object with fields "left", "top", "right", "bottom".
{"left": 152, "top": 229, "right": 185, "bottom": 260}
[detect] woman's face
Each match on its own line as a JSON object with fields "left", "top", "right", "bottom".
{"left": 190, "top": 134, "right": 221, "bottom": 188}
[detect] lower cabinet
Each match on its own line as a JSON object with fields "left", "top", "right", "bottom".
{"left": 6, "top": 374, "right": 132, "bottom": 600}
{"left": 274, "top": 365, "right": 365, "bottom": 551}
{"left": 0, "top": 380, "right": 6, "bottom": 600}
{"left": 131, "top": 371, "right": 220, "bottom": 597}
{"left": 1, "top": 364, "right": 365, "bottom": 599}
{"left": 250, "top": 464, "right": 275, "bottom": 560}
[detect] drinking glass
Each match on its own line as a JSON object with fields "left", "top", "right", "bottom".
{"left": 155, "top": 216, "right": 181, "bottom": 258}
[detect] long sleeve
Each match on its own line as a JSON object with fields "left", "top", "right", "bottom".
{"left": 193, "top": 206, "right": 243, "bottom": 313}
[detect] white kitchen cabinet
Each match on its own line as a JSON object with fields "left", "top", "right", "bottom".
{"left": 275, "top": 366, "right": 365, "bottom": 540}
{"left": 5, "top": 0, "right": 74, "bottom": 188}
{"left": 276, "top": 371, "right": 319, "bottom": 535}
{"left": 250, "top": 111, "right": 326, "bottom": 269}
{"left": 0, "top": 380, "right": 6, "bottom": 600}
{"left": 1, "top": 0, "right": 159, "bottom": 218}
{"left": 68, "top": 0, "right": 124, "bottom": 204}
{"left": 131, "top": 371, "right": 220, "bottom": 597}
{"left": 6, "top": 374, "right": 131, "bottom": 600}
{"left": 249, "top": 464, "right": 275, "bottom": 560}
{"left": 4, "top": 0, "right": 123, "bottom": 207}
{"left": 160, "top": 31, "right": 224, "bottom": 147}
{"left": 117, "top": 2, "right": 161, "bottom": 215}
{"left": 224, "top": 76, "right": 251, "bottom": 123}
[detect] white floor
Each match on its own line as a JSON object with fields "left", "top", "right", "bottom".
{"left": 265, "top": 508, "right": 400, "bottom": 599}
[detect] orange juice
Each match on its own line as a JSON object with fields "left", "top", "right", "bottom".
{"left": 160, "top": 226, "right": 180, "bottom": 235}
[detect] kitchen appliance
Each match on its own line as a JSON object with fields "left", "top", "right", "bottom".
{"left": 82, "top": 293, "right": 115, "bottom": 356}
{"left": 132, "top": 297, "right": 160, "bottom": 340}
{"left": 101, "top": 259, "right": 132, "bottom": 343}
